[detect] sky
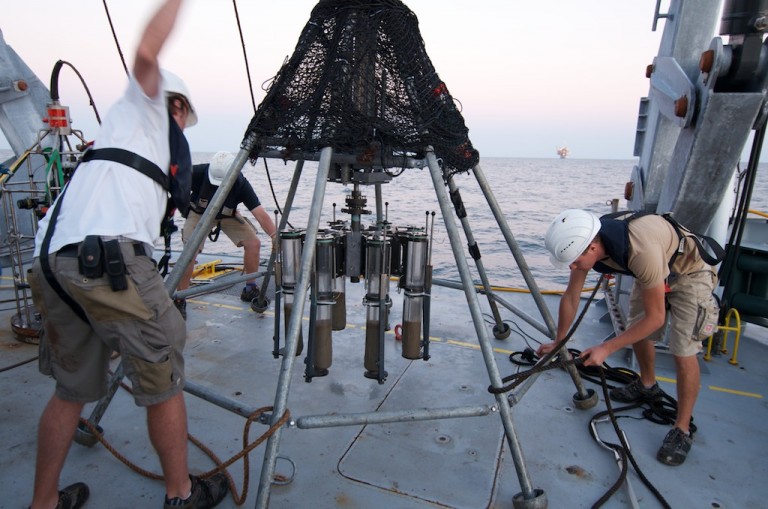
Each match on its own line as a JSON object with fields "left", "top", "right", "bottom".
{"left": 0, "top": 0, "right": 725, "bottom": 159}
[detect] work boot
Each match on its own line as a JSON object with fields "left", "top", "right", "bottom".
{"left": 240, "top": 283, "right": 259, "bottom": 302}
{"left": 609, "top": 379, "right": 662, "bottom": 403}
{"left": 174, "top": 298, "right": 187, "bottom": 320}
{"left": 657, "top": 427, "right": 693, "bottom": 466}
{"left": 163, "top": 473, "right": 228, "bottom": 509}
{"left": 28, "top": 482, "right": 90, "bottom": 509}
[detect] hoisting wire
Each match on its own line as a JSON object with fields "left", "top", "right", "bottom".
{"left": 102, "top": 0, "right": 129, "bottom": 76}
{"left": 231, "top": 0, "right": 290, "bottom": 230}
{"left": 262, "top": 158, "right": 293, "bottom": 230}
{"left": 232, "top": 0, "right": 257, "bottom": 114}
{"left": 719, "top": 123, "right": 766, "bottom": 311}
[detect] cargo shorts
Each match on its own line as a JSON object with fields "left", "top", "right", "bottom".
{"left": 28, "top": 242, "right": 187, "bottom": 406}
{"left": 182, "top": 210, "right": 258, "bottom": 250}
{"left": 628, "top": 269, "right": 719, "bottom": 357}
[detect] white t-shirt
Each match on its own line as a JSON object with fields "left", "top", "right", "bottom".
{"left": 34, "top": 76, "right": 170, "bottom": 256}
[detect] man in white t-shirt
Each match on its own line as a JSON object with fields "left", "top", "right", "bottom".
{"left": 27, "top": 2, "right": 228, "bottom": 508}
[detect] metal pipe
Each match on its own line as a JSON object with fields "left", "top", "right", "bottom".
{"left": 256, "top": 160, "right": 306, "bottom": 308}
{"left": 296, "top": 405, "right": 493, "bottom": 428}
{"left": 444, "top": 174, "right": 506, "bottom": 334}
{"left": 270, "top": 161, "right": 304, "bottom": 353}
{"left": 173, "top": 270, "right": 266, "bottom": 300}
{"left": 255, "top": 147, "right": 332, "bottom": 509}
{"left": 425, "top": 150, "right": 538, "bottom": 501}
{"left": 184, "top": 381, "right": 263, "bottom": 420}
{"left": 430, "top": 278, "right": 550, "bottom": 336}
{"left": 375, "top": 182, "right": 383, "bottom": 222}
{"left": 473, "top": 163, "right": 591, "bottom": 399}
{"left": 472, "top": 164, "right": 554, "bottom": 334}
{"left": 165, "top": 149, "right": 251, "bottom": 294}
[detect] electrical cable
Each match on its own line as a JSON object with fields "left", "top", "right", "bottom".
{"left": 49, "top": 60, "right": 102, "bottom": 124}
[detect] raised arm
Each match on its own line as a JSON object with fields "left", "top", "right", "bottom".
{"left": 133, "top": 0, "right": 184, "bottom": 97}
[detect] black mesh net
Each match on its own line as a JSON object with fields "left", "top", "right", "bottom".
{"left": 242, "top": 0, "right": 479, "bottom": 176}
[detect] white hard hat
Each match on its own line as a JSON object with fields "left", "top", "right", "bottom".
{"left": 544, "top": 209, "right": 602, "bottom": 268}
{"left": 208, "top": 151, "right": 235, "bottom": 186}
{"left": 162, "top": 69, "right": 198, "bottom": 127}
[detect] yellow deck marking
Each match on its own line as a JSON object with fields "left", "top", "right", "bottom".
{"left": 204, "top": 301, "right": 764, "bottom": 399}
{"left": 192, "top": 300, "right": 244, "bottom": 311}
{"left": 708, "top": 386, "right": 763, "bottom": 399}
{"left": 653, "top": 376, "right": 763, "bottom": 398}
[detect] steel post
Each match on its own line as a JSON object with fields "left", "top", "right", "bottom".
{"left": 425, "top": 151, "right": 539, "bottom": 502}
{"left": 254, "top": 147, "right": 332, "bottom": 509}
{"left": 472, "top": 164, "right": 591, "bottom": 400}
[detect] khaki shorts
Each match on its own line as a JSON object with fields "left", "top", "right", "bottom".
{"left": 628, "top": 270, "right": 719, "bottom": 357}
{"left": 28, "top": 242, "right": 187, "bottom": 406}
{"left": 182, "top": 210, "right": 258, "bottom": 250}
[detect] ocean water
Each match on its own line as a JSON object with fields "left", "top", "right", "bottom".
{"left": 2, "top": 148, "right": 765, "bottom": 291}
{"left": 185, "top": 154, "right": 768, "bottom": 292}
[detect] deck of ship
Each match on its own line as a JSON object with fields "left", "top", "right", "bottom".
{"left": 1, "top": 250, "right": 767, "bottom": 509}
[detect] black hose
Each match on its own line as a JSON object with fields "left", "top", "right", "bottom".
{"left": 48, "top": 60, "right": 102, "bottom": 125}
{"left": 719, "top": 123, "right": 765, "bottom": 311}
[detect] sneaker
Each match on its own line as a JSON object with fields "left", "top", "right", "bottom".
{"left": 164, "top": 473, "right": 228, "bottom": 509}
{"left": 657, "top": 427, "right": 693, "bottom": 466}
{"left": 609, "top": 379, "right": 662, "bottom": 403}
{"left": 174, "top": 298, "right": 187, "bottom": 320}
{"left": 240, "top": 284, "right": 259, "bottom": 302}
{"left": 37, "top": 482, "right": 90, "bottom": 509}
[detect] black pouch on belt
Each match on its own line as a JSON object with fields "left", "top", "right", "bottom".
{"left": 78, "top": 235, "right": 104, "bottom": 278}
{"left": 103, "top": 239, "right": 128, "bottom": 291}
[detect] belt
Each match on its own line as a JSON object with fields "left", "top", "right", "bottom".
{"left": 56, "top": 241, "right": 148, "bottom": 258}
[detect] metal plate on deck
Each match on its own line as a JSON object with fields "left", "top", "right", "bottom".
{"left": 338, "top": 343, "right": 504, "bottom": 508}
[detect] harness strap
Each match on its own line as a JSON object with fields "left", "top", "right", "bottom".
{"left": 601, "top": 210, "right": 725, "bottom": 269}
{"left": 39, "top": 184, "right": 89, "bottom": 323}
{"left": 82, "top": 147, "right": 179, "bottom": 278}
{"left": 208, "top": 221, "right": 222, "bottom": 242}
{"left": 82, "top": 148, "right": 169, "bottom": 190}
{"left": 661, "top": 213, "right": 725, "bottom": 266}
{"left": 39, "top": 146, "right": 171, "bottom": 320}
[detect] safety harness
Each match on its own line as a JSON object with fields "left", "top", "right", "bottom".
{"left": 38, "top": 148, "right": 168, "bottom": 323}
{"left": 192, "top": 176, "right": 237, "bottom": 219}
{"left": 188, "top": 165, "right": 241, "bottom": 243}
{"left": 39, "top": 113, "right": 191, "bottom": 320}
{"left": 592, "top": 211, "right": 725, "bottom": 277}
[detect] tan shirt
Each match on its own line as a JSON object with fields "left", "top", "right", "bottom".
{"left": 599, "top": 215, "right": 710, "bottom": 289}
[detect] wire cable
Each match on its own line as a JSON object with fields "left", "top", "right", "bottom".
{"left": 102, "top": 0, "right": 129, "bottom": 76}
{"left": 232, "top": 0, "right": 257, "bottom": 114}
